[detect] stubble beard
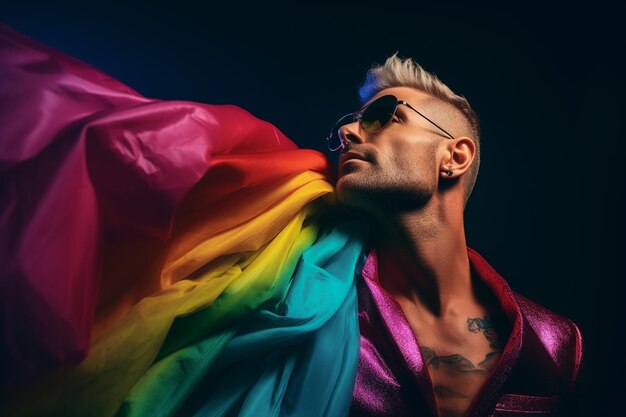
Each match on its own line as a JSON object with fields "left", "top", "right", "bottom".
{"left": 336, "top": 168, "right": 437, "bottom": 215}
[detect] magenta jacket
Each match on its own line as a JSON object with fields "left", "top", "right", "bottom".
{"left": 352, "top": 247, "right": 583, "bottom": 417}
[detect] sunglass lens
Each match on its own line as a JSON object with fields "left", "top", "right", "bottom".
{"left": 361, "top": 95, "right": 397, "bottom": 133}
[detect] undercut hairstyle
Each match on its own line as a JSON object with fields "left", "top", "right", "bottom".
{"left": 358, "top": 52, "right": 481, "bottom": 209}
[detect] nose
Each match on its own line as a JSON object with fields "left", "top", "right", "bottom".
{"left": 339, "top": 121, "right": 364, "bottom": 149}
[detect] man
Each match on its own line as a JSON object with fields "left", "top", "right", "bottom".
{"left": 0, "top": 24, "right": 582, "bottom": 417}
{"left": 328, "top": 54, "right": 583, "bottom": 416}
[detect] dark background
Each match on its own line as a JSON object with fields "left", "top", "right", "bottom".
{"left": 2, "top": 2, "right": 623, "bottom": 415}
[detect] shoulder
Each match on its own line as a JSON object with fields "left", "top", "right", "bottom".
{"left": 513, "top": 291, "right": 582, "bottom": 344}
{"left": 513, "top": 291, "right": 584, "bottom": 390}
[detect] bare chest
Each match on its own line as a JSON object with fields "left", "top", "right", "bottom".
{"left": 406, "top": 313, "right": 506, "bottom": 417}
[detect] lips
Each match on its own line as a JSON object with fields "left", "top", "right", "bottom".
{"left": 340, "top": 151, "right": 369, "bottom": 166}
{"left": 338, "top": 151, "right": 370, "bottom": 177}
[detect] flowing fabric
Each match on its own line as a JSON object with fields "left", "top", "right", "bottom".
{"left": 0, "top": 23, "right": 367, "bottom": 417}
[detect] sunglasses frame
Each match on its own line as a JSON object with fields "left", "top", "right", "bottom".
{"left": 326, "top": 94, "right": 456, "bottom": 151}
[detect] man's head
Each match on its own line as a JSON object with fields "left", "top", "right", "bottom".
{"left": 335, "top": 53, "right": 481, "bottom": 214}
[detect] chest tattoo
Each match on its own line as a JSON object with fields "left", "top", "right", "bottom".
{"left": 467, "top": 315, "right": 501, "bottom": 350}
{"left": 421, "top": 315, "right": 502, "bottom": 374}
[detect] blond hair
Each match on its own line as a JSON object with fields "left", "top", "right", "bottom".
{"left": 358, "top": 52, "right": 481, "bottom": 208}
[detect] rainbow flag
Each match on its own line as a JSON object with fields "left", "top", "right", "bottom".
{"left": 0, "top": 24, "right": 367, "bottom": 417}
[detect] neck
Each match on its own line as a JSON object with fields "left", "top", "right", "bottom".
{"left": 370, "top": 195, "right": 473, "bottom": 318}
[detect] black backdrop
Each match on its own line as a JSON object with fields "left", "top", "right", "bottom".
{"left": 2, "top": 3, "right": 624, "bottom": 415}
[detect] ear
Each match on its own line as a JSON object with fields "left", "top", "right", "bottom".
{"left": 440, "top": 137, "right": 476, "bottom": 179}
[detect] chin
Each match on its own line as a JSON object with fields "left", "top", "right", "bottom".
{"left": 334, "top": 178, "right": 354, "bottom": 203}
{"left": 335, "top": 174, "right": 358, "bottom": 200}
{"left": 335, "top": 176, "right": 373, "bottom": 211}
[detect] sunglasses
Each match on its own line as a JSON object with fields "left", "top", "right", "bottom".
{"left": 326, "top": 94, "right": 455, "bottom": 151}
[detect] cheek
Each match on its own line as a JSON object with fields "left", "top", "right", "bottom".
{"left": 383, "top": 142, "right": 434, "bottom": 177}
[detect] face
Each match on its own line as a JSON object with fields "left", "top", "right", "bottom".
{"left": 335, "top": 87, "right": 450, "bottom": 213}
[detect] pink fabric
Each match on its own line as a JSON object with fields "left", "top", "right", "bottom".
{"left": 351, "top": 247, "right": 583, "bottom": 416}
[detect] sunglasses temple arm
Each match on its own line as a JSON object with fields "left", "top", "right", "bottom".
{"left": 404, "top": 103, "right": 455, "bottom": 140}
